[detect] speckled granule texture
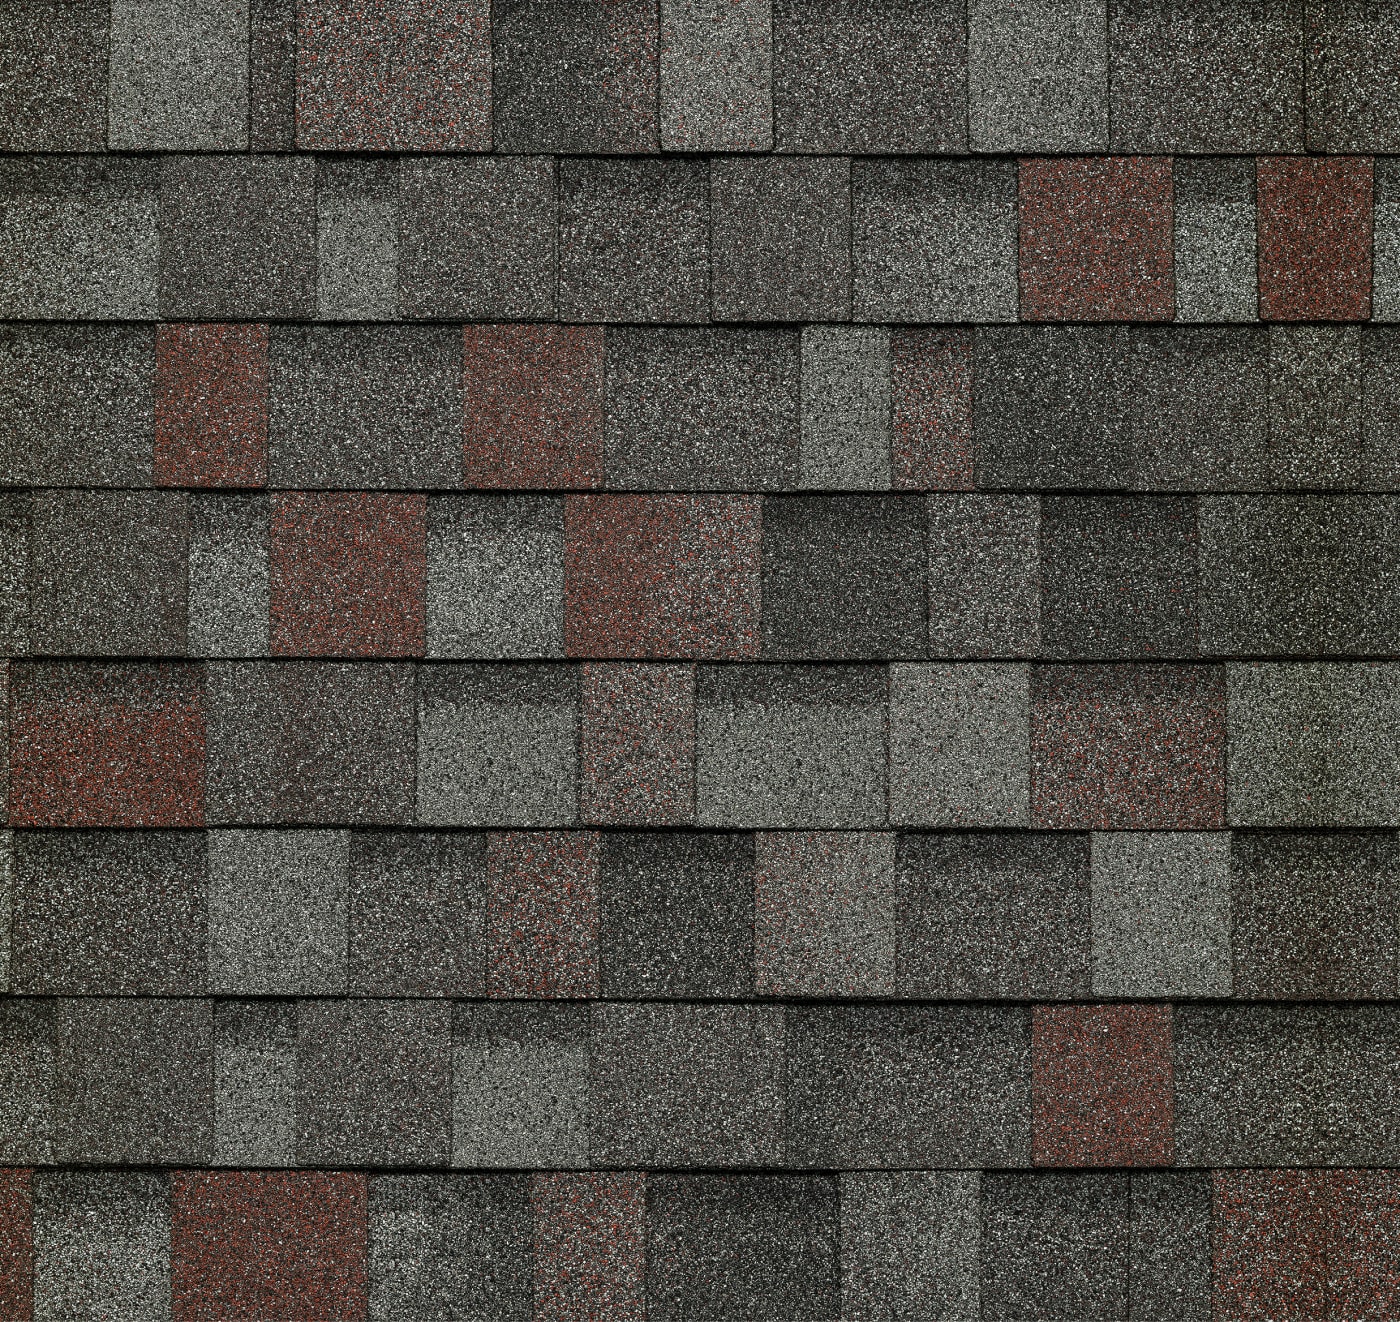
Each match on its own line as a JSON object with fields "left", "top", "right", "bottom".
{"left": 8, "top": 663, "right": 206, "bottom": 827}
{"left": 1031, "top": 664, "right": 1226, "bottom": 830}
{"left": 563, "top": 495, "right": 761, "bottom": 660}
{"left": 580, "top": 662, "right": 695, "bottom": 826}
{"left": 1019, "top": 156, "right": 1175, "bottom": 321}
{"left": 890, "top": 329, "right": 975, "bottom": 490}
{"left": 1257, "top": 155, "right": 1374, "bottom": 321}
{"left": 0, "top": 1169, "right": 32, "bottom": 1322}
{"left": 462, "top": 325, "right": 604, "bottom": 488}
{"left": 296, "top": 0, "right": 491, "bottom": 151}
{"left": 486, "top": 830, "right": 600, "bottom": 999}
{"left": 1032, "top": 1004, "right": 1174, "bottom": 1169}
{"left": 532, "top": 1172, "right": 646, "bottom": 1322}
{"left": 170, "top": 1170, "right": 368, "bottom": 1321}
{"left": 269, "top": 491, "right": 426, "bottom": 658}
{"left": 1212, "top": 1170, "right": 1328, "bottom": 1320}
{"left": 154, "top": 323, "right": 269, "bottom": 488}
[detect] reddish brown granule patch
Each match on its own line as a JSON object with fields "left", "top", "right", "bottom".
{"left": 1030, "top": 664, "right": 1225, "bottom": 829}
{"left": 171, "top": 1171, "right": 368, "bottom": 1322}
{"left": 463, "top": 325, "right": 605, "bottom": 488}
{"left": 1031, "top": 1004, "right": 1174, "bottom": 1168}
{"left": 1213, "top": 1170, "right": 1328, "bottom": 1321}
{"left": 580, "top": 662, "right": 695, "bottom": 826}
{"left": 533, "top": 1172, "right": 646, "bottom": 1322}
{"left": 891, "top": 329, "right": 973, "bottom": 490}
{"left": 1328, "top": 1171, "right": 1400, "bottom": 1317}
{"left": 0, "top": 1169, "right": 32, "bottom": 1322}
{"left": 487, "top": 831, "right": 601, "bottom": 998}
{"left": 1257, "top": 156, "right": 1373, "bottom": 321}
{"left": 269, "top": 492, "right": 427, "bottom": 658}
{"left": 1019, "top": 157, "right": 1175, "bottom": 322}
{"left": 154, "top": 324, "right": 269, "bottom": 488}
{"left": 297, "top": 0, "right": 491, "bottom": 151}
{"left": 8, "top": 663, "right": 205, "bottom": 827}
{"left": 563, "top": 495, "right": 761, "bottom": 659}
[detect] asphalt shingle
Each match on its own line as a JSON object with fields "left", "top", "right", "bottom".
{"left": 315, "top": 159, "right": 400, "bottom": 322}
{"left": 213, "top": 998, "right": 296, "bottom": 1167}
{"left": 659, "top": 0, "right": 773, "bottom": 151}
{"left": 0, "top": 0, "right": 108, "bottom": 150}
{"left": 1174, "top": 158, "right": 1260, "bottom": 324}
{"left": 798, "top": 326, "right": 892, "bottom": 491}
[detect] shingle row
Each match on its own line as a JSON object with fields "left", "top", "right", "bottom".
{"left": 10, "top": 0, "right": 1400, "bottom": 158}
{"left": 3, "top": 154, "right": 1399, "bottom": 323}
{"left": 8, "top": 659, "right": 1400, "bottom": 829}
{"left": 8, "top": 1165, "right": 1387, "bottom": 1320}
{"left": 13, "top": 323, "right": 1400, "bottom": 493}
{"left": 6, "top": 997, "right": 1400, "bottom": 1173}
{"left": 15, "top": 488, "right": 1400, "bottom": 662}
{"left": 7, "top": 827, "right": 1400, "bottom": 1002}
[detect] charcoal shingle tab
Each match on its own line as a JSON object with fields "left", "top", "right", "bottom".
{"left": 0, "top": 0, "right": 109, "bottom": 150}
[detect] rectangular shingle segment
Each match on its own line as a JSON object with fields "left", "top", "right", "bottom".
{"left": 840, "top": 1171, "right": 981, "bottom": 1321}
{"left": 453, "top": 1003, "right": 589, "bottom": 1168}
{"left": 772, "top": 0, "right": 968, "bottom": 153}
{"left": 213, "top": 999, "right": 296, "bottom": 1167}
{"left": 854, "top": 159, "right": 1017, "bottom": 323}
{"left": 398, "top": 156, "right": 556, "bottom": 321}
{"left": 968, "top": 0, "right": 1108, "bottom": 152}
{"left": 785, "top": 1004, "right": 1031, "bottom": 1167}
{"left": 315, "top": 159, "right": 400, "bottom": 322}
{"left": 1307, "top": 0, "right": 1400, "bottom": 151}
{"left": 1374, "top": 159, "right": 1400, "bottom": 322}
{"left": 250, "top": 0, "right": 297, "bottom": 149}
{"left": 535, "top": 1172, "right": 646, "bottom": 1322}
{"left": 0, "top": 0, "right": 108, "bottom": 149}
{"left": 1174, "top": 158, "right": 1259, "bottom": 325}
{"left": 1130, "top": 1173, "right": 1212, "bottom": 1321}
{"left": 0, "top": 498, "right": 29, "bottom": 660}
{"left": 0, "top": 159, "right": 160, "bottom": 320}
{"left": 108, "top": 0, "right": 250, "bottom": 150}
{"left": 888, "top": 663, "right": 1031, "bottom": 827}
{"left": 891, "top": 329, "right": 975, "bottom": 491}
{"left": 660, "top": 0, "right": 773, "bottom": 151}
{"left": 0, "top": 1167, "right": 31, "bottom": 1320}
{"left": 799, "top": 326, "right": 892, "bottom": 491}
{"left": 896, "top": 832, "right": 1090, "bottom": 998}
{"left": 1267, "top": 326, "right": 1365, "bottom": 488}
{"left": 711, "top": 157, "right": 851, "bottom": 323}
{"left": 188, "top": 494, "right": 271, "bottom": 659}
{"left": 0, "top": 1000, "right": 54, "bottom": 1165}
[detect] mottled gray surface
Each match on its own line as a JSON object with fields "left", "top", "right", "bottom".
{"left": 1130, "top": 1173, "right": 1213, "bottom": 1322}
{"left": 853, "top": 159, "right": 1018, "bottom": 323}
{"left": 660, "top": 0, "right": 772, "bottom": 150}
{"left": 1267, "top": 326, "right": 1365, "bottom": 489}
{"left": 927, "top": 495, "right": 1041, "bottom": 657}
{"left": 33, "top": 1171, "right": 170, "bottom": 1322}
{"left": 981, "top": 1174, "right": 1130, "bottom": 1321}
{"left": 297, "top": 999, "right": 453, "bottom": 1166}
{"left": 213, "top": 998, "right": 296, "bottom": 1167}
{"left": 799, "top": 326, "right": 892, "bottom": 490}
{"left": 1174, "top": 158, "right": 1258, "bottom": 323}
{"left": 188, "top": 494, "right": 270, "bottom": 658}
{"left": 888, "top": 663, "right": 1030, "bottom": 827}
{"left": 249, "top": 0, "right": 296, "bottom": 149}
{"left": 418, "top": 664, "right": 579, "bottom": 826}
{"left": 399, "top": 156, "right": 556, "bottom": 320}
{"left": 840, "top": 1171, "right": 981, "bottom": 1321}
{"left": 591, "top": 1002, "right": 784, "bottom": 1166}
{"left": 0, "top": 325, "right": 154, "bottom": 487}
{"left": 559, "top": 158, "right": 710, "bottom": 324}
{"left": 696, "top": 665, "right": 887, "bottom": 827}
{"left": 316, "top": 158, "right": 400, "bottom": 321}
{"left": 968, "top": 0, "right": 1108, "bottom": 151}
{"left": 754, "top": 830, "right": 895, "bottom": 996}
{"left": 1307, "top": 0, "right": 1400, "bottom": 151}
{"left": 1227, "top": 663, "right": 1400, "bottom": 827}
{"left": 370, "top": 1175, "right": 533, "bottom": 1322}
{"left": 454, "top": 1002, "right": 590, "bottom": 1168}
{"left": 0, "top": 158, "right": 159, "bottom": 319}
{"left": 268, "top": 324, "right": 462, "bottom": 488}
{"left": 427, "top": 496, "right": 564, "bottom": 659}
{"left": 108, "top": 0, "right": 249, "bottom": 149}
{"left": 897, "top": 832, "right": 1091, "bottom": 998}
{"left": 29, "top": 490, "right": 189, "bottom": 657}
{"left": 0, "top": 496, "right": 28, "bottom": 656}
{"left": 11, "top": 830, "right": 206, "bottom": 995}
{"left": 0, "top": 0, "right": 109, "bottom": 150}
{"left": 207, "top": 828, "right": 350, "bottom": 995}
{"left": 785, "top": 1004, "right": 1031, "bottom": 1167}
{"left": 711, "top": 157, "right": 850, "bottom": 322}
{"left": 0, "top": 999, "right": 54, "bottom": 1164}
{"left": 1090, "top": 832, "right": 1232, "bottom": 998}
{"left": 605, "top": 328, "right": 800, "bottom": 491}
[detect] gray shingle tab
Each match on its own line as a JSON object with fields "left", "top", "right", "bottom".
{"left": 213, "top": 998, "right": 296, "bottom": 1167}
{"left": 0, "top": 0, "right": 109, "bottom": 150}
{"left": 798, "top": 326, "right": 892, "bottom": 491}
{"left": 315, "top": 158, "right": 400, "bottom": 322}
{"left": 659, "top": 0, "right": 774, "bottom": 151}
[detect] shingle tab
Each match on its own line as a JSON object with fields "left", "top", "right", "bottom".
{"left": 250, "top": 0, "right": 297, "bottom": 149}
{"left": 108, "top": 0, "right": 250, "bottom": 150}
{"left": 188, "top": 494, "right": 270, "bottom": 659}
{"left": 646, "top": 1176, "right": 839, "bottom": 1322}
{"left": 1131, "top": 1172, "right": 1212, "bottom": 1321}
{"left": 535, "top": 1172, "right": 645, "bottom": 1322}
{"left": 968, "top": 0, "right": 1108, "bottom": 152}
{"left": 659, "top": 0, "right": 773, "bottom": 151}
{"left": 798, "top": 327, "right": 892, "bottom": 491}
{"left": 1307, "top": 0, "right": 1400, "bottom": 152}
{"left": 772, "top": 0, "right": 968, "bottom": 153}
{"left": 891, "top": 329, "right": 975, "bottom": 490}
{"left": 711, "top": 157, "right": 851, "bottom": 323}
{"left": 0, "top": 1167, "right": 31, "bottom": 1320}
{"left": 785, "top": 1005, "right": 1031, "bottom": 1167}
{"left": 854, "top": 159, "right": 1018, "bottom": 323}
{"left": 213, "top": 999, "right": 296, "bottom": 1167}
{"left": 1174, "top": 158, "right": 1260, "bottom": 325}
{"left": 0, "top": 0, "right": 108, "bottom": 150}
{"left": 0, "top": 1000, "right": 54, "bottom": 1165}
{"left": 1267, "top": 327, "right": 1365, "bottom": 488}
{"left": 559, "top": 159, "right": 710, "bottom": 325}
{"left": 315, "top": 159, "right": 400, "bottom": 322}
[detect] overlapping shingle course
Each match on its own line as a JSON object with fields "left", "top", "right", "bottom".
{"left": 6, "top": 2, "right": 1400, "bottom": 1314}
